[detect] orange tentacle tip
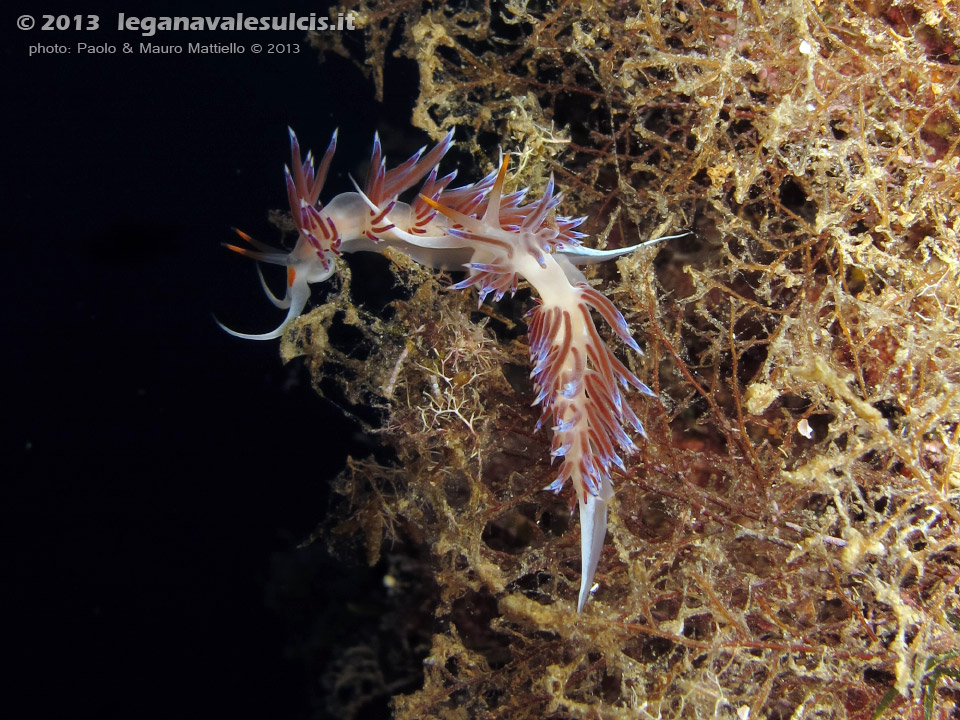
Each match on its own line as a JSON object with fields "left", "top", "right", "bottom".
{"left": 223, "top": 243, "right": 254, "bottom": 257}
{"left": 492, "top": 157, "right": 509, "bottom": 193}
{"left": 418, "top": 193, "right": 456, "bottom": 220}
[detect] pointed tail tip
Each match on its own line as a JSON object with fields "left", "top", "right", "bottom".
{"left": 576, "top": 492, "right": 610, "bottom": 613}
{"left": 576, "top": 561, "right": 600, "bottom": 612}
{"left": 577, "top": 583, "right": 591, "bottom": 613}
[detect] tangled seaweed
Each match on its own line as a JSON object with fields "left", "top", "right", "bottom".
{"left": 286, "top": 1, "right": 960, "bottom": 717}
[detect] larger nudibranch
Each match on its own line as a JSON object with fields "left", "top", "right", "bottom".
{"left": 419, "top": 164, "right": 658, "bottom": 611}
{"left": 222, "top": 128, "right": 681, "bottom": 611}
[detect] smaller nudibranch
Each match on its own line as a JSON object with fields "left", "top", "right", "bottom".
{"left": 222, "top": 127, "right": 686, "bottom": 611}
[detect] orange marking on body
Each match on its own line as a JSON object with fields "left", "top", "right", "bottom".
{"left": 418, "top": 194, "right": 457, "bottom": 220}
{"left": 418, "top": 194, "right": 477, "bottom": 229}
{"left": 233, "top": 228, "right": 254, "bottom": 243}
{"left": 287, "top": 267, "right": 296, "bottom": 287}
{"left": 493, "top": 158, "right": 509, "bottom": 192}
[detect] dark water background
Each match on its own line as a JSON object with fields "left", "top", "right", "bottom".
{"left": 2, "top": 2, "right": 426, "bottom": 717}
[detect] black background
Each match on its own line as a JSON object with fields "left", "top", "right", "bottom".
{"left": 3, "top": 2, "right": 426, "bottom": 717}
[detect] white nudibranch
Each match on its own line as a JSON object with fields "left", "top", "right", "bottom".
{"left": 221, "top": 127, "right": 685, "bottom": 612}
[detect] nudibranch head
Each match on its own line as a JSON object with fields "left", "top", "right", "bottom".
{"left": 219, "top": 128, "right": 461, "bottom": 339}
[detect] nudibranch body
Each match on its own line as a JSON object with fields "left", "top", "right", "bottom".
{"left": 222, "top": 128, "right": 681, "bottom": 611}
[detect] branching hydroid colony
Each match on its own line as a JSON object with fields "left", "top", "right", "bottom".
{"left": 222, "top": 128, "right": 682, "bottom": 612}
